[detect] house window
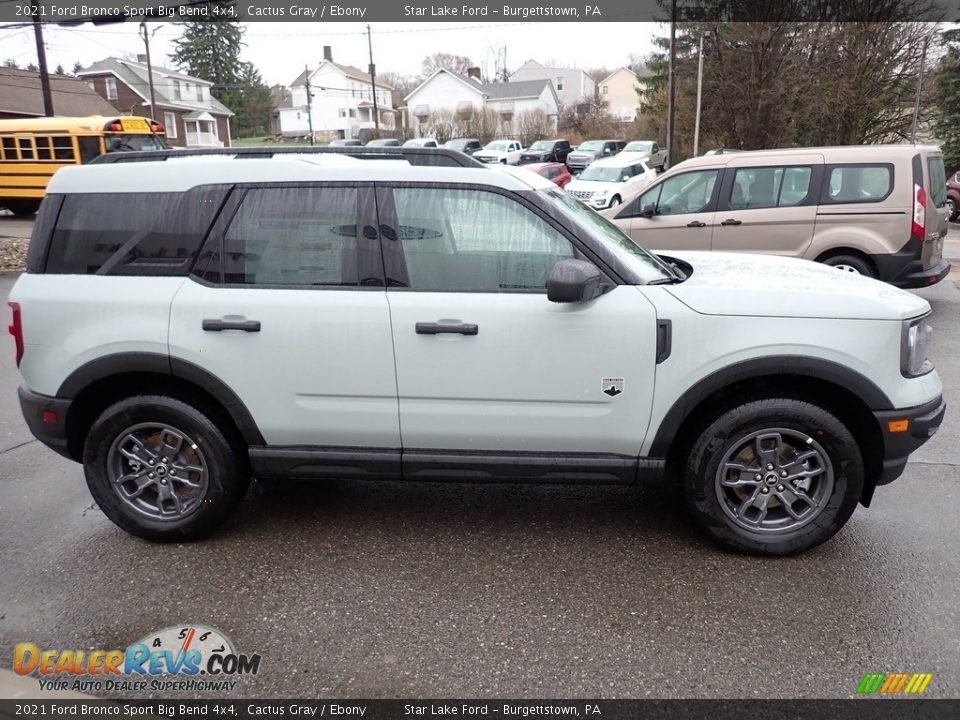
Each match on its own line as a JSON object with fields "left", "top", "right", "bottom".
{"left": 163, "top": 112, "right": 177, "bottom": 139}
{"left": 556, "top": 76, "right": 563, "bottom": 91}
{"left": 339, "top": 109, "right": 347, "bottom": 117}
{"left": 602, "top": 85, "right": 608, "bottom": 95}
{"left": 196, "top": 85, "right": 203, "bottom": 102}
{"left": 173, "top": 81, "right": 182, "bottom": 101}
{"left": 105, "top": 77, "right": 117, "bottom": 100}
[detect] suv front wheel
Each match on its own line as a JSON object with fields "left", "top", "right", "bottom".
{"left": 683, "top": 398, "right": 863, "bottom": 555}
{"left": 83, "top": 396, "right": 250, "bottom": 542}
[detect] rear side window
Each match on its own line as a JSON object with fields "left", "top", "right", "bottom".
{"left": 44, "top": 187, "right": 229, "bottom": 275}
{"left": 730, "top": 166, "right": 813, "bottom": 209}
{"left": 927, "top": 155, "right": 947, "bottom": 208}
{"left": 822, "top": 164, "right": 893, "bottom": 204}
{"left": 222, "top": 186, "right": 360, "bottom": 287}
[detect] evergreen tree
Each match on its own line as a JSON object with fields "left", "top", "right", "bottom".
{"left": 72, "top": 61, "right": 84, "bottom": 75}
{"left": 934, "top": 29, "right": 960, "bottom": 172}
{"left": 3, "top": 59, "right": 19, "bottom": 69}
{"left": 169, "top": 4, "right": 244, "bottom": 115}
{"left": 233, "top": 62, "right": 273, "bottom": 138}
{"left": 55, "top": 64, "right": 65, "bottom": 75}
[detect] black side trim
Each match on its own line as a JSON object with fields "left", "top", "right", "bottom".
{"left": 56, "top": 353, "right": 265, "bottom": 446}
{"left": 648, "top": 356, "right": 894, "bottom": 457}
{"left": 248, "top": 447, "right": 665, "bottom": 485}
{"left": 18, "top": 385, "right": 72, "bottom": 460}
{"left": 873, "top": 396, "right": 945, "bottom": 486}
{"left": 656, "top": 320, "right": 672, "bottom": 364}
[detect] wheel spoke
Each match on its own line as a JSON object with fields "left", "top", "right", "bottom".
{"left": 119, "top": 473, "right": 156, "bottom": 500}
{"left": 720, "top": 462, "right": 762, "bottom": 488}
{"left": 172, "top": 474, "right": 201, "bottom": 489}
{"left": 753, "top": 432, "right": 783, "bottom": 467}
{"left": 125, "top": 434, "right": 159, "bottom": 460}
{"left": 781, "top": 449, "right": 819, "bottom": 468}
{"left": 161, "top": 430, "right": 185, "bottom": 456}
{"left": 737, "top": 488, "right": 773, "bottom": 526}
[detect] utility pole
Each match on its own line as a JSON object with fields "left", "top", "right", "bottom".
{"left": 31, "top": 2, "right": 53, "bottom": 116}
{"left": 366, "top": 25, "right": 379, "bottom": 131}
{"left": 139, "top": 21, "right": 158, "bottom": 121}
{"left": 910, "top": 33, "right": 930, "bottom": 144}
{"left": 665, "top": 0, "right": 677, "bottom": 170}
{"left": 304, "top": 64, "right": 314, "bottom": 145}
{"left": 693, "top": 31, "right": 710, "bottom": 158}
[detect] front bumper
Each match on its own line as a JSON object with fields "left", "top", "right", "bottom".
{"left": 18, "top": 385, "right": 74, "bottom": 460}
{"left": 873, "top": 395, "right": 945, "bottom": 486}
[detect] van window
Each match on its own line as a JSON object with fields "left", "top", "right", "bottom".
{"left": 45, "top": 188, "right": 228, "bottom": 275}
{"left": 823, "top": 164, "right": 893, "bottom": 203}
{"left": 927, "top": 156, "right": 947, "bottom": 208}
{"left": 639, "top": 169, "right": 718, "bottom": 216}
{"left": 222, "top": 186, "right": 360, "bottom": 287}
{"left": 730, "top": 166, "right": 812, "bottom": 209}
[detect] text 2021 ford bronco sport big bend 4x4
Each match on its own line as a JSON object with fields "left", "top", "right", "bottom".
{"left": 8, "top": 147, "right": 946, "bottom": 555}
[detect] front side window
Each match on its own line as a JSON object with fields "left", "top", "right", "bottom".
{"left": 223, "top": 187, "right": 360, "bottom": 287}
{"left": 391, "top": 187, "right": 574, "bottom": 292}
{"left": 640, "top": 169, "right": 719, "bottom": 216}
{"left": 823, "top": 164, "right": 893, "bottom": 203}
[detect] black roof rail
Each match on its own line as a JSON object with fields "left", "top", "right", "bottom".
{"left": 89, "top": 145, "right": 486, "bottom": 168}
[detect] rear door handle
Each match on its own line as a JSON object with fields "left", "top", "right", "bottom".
{"left": 686, "top": 221, "right": 706, "bottom": 228}
{"left": 202, "top": 318, "right": 261, "bottom": 332}
{"left": 416, "top": 322, "right": 478, "bottom": 336}
{"left": 720, "top": 218, "right": 742, "bottom": 226}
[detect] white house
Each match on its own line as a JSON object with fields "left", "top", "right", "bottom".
{"left": 508, "top": 60, "right": 595, "bottom": 108}
{"left": 404, "top": 68, "right": 559, "bottom": 136}
{"left": 598, "top": 67, "right": 646, "bottom": 122}
{"left": 276, "top": 46, "right": 396, "bottom": 140}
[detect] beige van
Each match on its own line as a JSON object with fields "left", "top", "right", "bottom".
{"left": 601, "top": 145, "right": 951, "bottom": 287}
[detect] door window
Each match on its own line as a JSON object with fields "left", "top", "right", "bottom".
{"left": 222, "top": 187, "right": 360, "bottom": 287}
{"left": 730, "top": 166, "right": 812, "bottom": 209}
{"left": 638, "top": 170, "right": 719, "bottom": 216}
{"left": 391, "top": 187, "right": 574, "bottom": 292}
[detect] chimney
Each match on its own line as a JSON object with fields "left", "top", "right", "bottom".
{"left": 323, "top": 46, "right": 333, "bottom": 62}
{"left": 137, "top": 54, "right": 147, "bottom": 63}
{"left": 467, "top": 67, "right": 481, "bottom": 82}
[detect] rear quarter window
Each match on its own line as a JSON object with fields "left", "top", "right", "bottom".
{"left": 43, "top": 186, "right": 229, "bottom": 275}
{"left": 821, "top": 164, "right": 894, "bottom": 204}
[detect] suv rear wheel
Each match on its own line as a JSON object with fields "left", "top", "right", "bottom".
{"left": 83, "top": 396, "right": 249, "bottom": 542}
{"left": 683, "top": 398, "right": 863, "bottom": 555}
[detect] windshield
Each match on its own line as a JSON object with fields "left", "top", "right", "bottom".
{"left": 545, "top": 189, "right": 674, "bottom": 283}
{"left": 577, "top": 141, "right": 604, "bottom": 152}
{"left": 624, "top": 141, "right": 653, "bottom": 153}
{"left": 444, "top": 139, "right": 468, "bottom": 149}
{"left": 528, "top": 141, "right": 551, "bottom": 151}
{"left": 485, "top": 141, "right": 510, "bottom": 151}
{"left": 579, "top": 166, "right": 628, "bottom": 182}
{"left": 104, "top": 134, "right": 166, "bottom": 152}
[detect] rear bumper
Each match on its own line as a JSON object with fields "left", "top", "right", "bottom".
{"left": 18, "top": 385, "right": 74, "bottom": 460}
{"left": 890, "top": 257, "right": 951, "bottom": 289}
{"left": 873, "top": 395, "right": 945, "bottom": 486}
{"left": 871, "top": 235, "right": 951, "bottom": 288}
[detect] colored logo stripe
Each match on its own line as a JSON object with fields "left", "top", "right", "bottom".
{"left": 857, "top": 672, "right": 932, "bottom": 695}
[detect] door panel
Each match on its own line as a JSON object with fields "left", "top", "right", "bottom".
{"left": 625, "top": 168, "right": 721, "bottom": 251}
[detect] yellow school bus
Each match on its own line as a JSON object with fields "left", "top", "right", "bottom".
{"left": 0, "top": 115, "right": 168, "bottom": 215}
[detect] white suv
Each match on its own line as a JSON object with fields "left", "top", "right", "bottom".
{"left": 8, "top": 147, "right": 945, "bottom": 555}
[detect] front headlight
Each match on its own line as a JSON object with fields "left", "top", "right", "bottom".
{"left": 901, "top": 315, "right": 934, "bottom": 377}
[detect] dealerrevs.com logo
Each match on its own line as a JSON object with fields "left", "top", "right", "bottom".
{"left": 14, "top": 624, "right": 262, "bottom": 693}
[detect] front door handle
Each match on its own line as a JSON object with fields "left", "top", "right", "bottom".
{"left": 720, "top": 218, "right": 742, "bottom": 226}
{"left": 686, "top": 221, "right": 707, "bottom": 228}
{"left": 202, "top": 318, "right": 261, "bottom": 332}
{"left": 416, "top": 322, "right": 478, "bottom": 336}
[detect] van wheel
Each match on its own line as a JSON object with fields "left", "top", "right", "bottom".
{"left": 822, "top": 255, "right": 875, "bottom": 277}
{"left": 683, "top": 398, "right": 863, "bottom": 556}
{"left": 83, "top": 396, "right": 249, "bottom": 542}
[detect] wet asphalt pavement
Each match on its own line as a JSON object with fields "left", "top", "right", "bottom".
{"left": 1, "top": 269, "right": 959, "bottom": 700}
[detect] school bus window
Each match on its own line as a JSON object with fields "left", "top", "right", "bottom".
{"left": 78, "top": 136, "right": 102, "bottom": 163}
{"left": 0, "top": 137, "right": 14, "bottom": 160}
{"left": 17, "top": 137, "right": 35, "bottom": 160}
{"left": 52, "top": 137, "right": 74, "bottom": 161}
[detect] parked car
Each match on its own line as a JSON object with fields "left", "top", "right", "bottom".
{"left": 566, "top": 139, "right": 626, "bottom": 174}
{"left": 602, "top": 145, "right": 951, "bottom": 288}
{"left": 619, "top": 140, "right": 668, "bottom": 171}
{"left": 523, "top": 162, "right": 573, "bottom": 188}
{"left": 403, "top": 138, "right": 438, "bottom": 148}
{"left": 328, "top": 139, "right": 362, "bottom": 147}
{"left": 947, "top": 169, "right": 959, "bottom": 221}
{"left": 519, "top": 139, "right": 572, "bottom": 165}
{"left": 474, "top": 139, "right": 525, "bottom": 165}
{"left": 366, "top": 138, "right": 401, "bottom": 147}
{"left": 565, "top": 156, "right": 657, "bottom": 210}
{"left": 443, "top": 138, "right": 482, "bottom": 156}
{"left": 8, "top": 145, "right": 945, "bottom": 556}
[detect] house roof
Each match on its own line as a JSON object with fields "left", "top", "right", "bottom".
{"left": 510, "top": 59, "right": 592, "bottom": 82}
{"left": 0, "top": 67, "right": 119, "bottom": 117}
{"left": 290, "top": 61, "right": 394, "bottom": 90}
{"left": 77, "top": 57, "right": 233, "bottom": 116}
{"left": 405, "top": 69, "right": 555, "bottom": 105}
{"left": 599, "top": 67, "right": 642, "bottom": 85}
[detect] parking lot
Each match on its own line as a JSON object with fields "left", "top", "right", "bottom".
{"left": 1, "top": 216, "right": 959, "bottom": 699}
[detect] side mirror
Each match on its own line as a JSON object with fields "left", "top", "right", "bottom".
{"left": 640, "top": 203, "right": 656, "bottom": 218}
{"left": 547, "top": 259, "right": 604, "bottom": 303}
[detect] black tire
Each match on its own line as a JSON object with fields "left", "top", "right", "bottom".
{"left": 821, "top": 254, "right": 875, "bottom": 278}
{"left": 683, "top": 398, "right": 863, "bottom": 556}
{"left": 4, "top": 200, "right": 40, "bottom": 216}
{"left": 83, "top": 395, "right": 250, "bottom": 542}
{"left": 609, "top": 195, "right": 622, "bottom": 208}
{"left": 948, "top": 197, "right": 958, "bottom": 222}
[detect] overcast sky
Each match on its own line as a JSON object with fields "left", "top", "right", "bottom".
{"left": 0, "top": 21, "right": 659, "bottom": 86}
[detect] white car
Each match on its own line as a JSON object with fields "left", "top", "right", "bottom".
{"left": 473, "top": 139, "right": 525, "bottom": 165}
{"left": 566, "top": 157, "right": 657, "bottom": 209}
{"left": 8, "top": 145, "right": 945, "bottom": 555}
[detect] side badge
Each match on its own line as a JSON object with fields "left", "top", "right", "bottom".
{"left": 602, "top": 377, "right": 624, "bottom": 397}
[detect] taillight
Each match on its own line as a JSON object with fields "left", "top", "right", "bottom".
{"left": 8, "top": 301, "right": 23, "bottom": 367}
{"left": 912, "top": 183, "right": 927, "bottom": 241}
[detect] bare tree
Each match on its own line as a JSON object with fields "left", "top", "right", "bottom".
{"left": 515, "top": 109, "right": 553, "bottom": 146}
{"left": 421, "top": 53, "right": 475, "bottom": 77}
